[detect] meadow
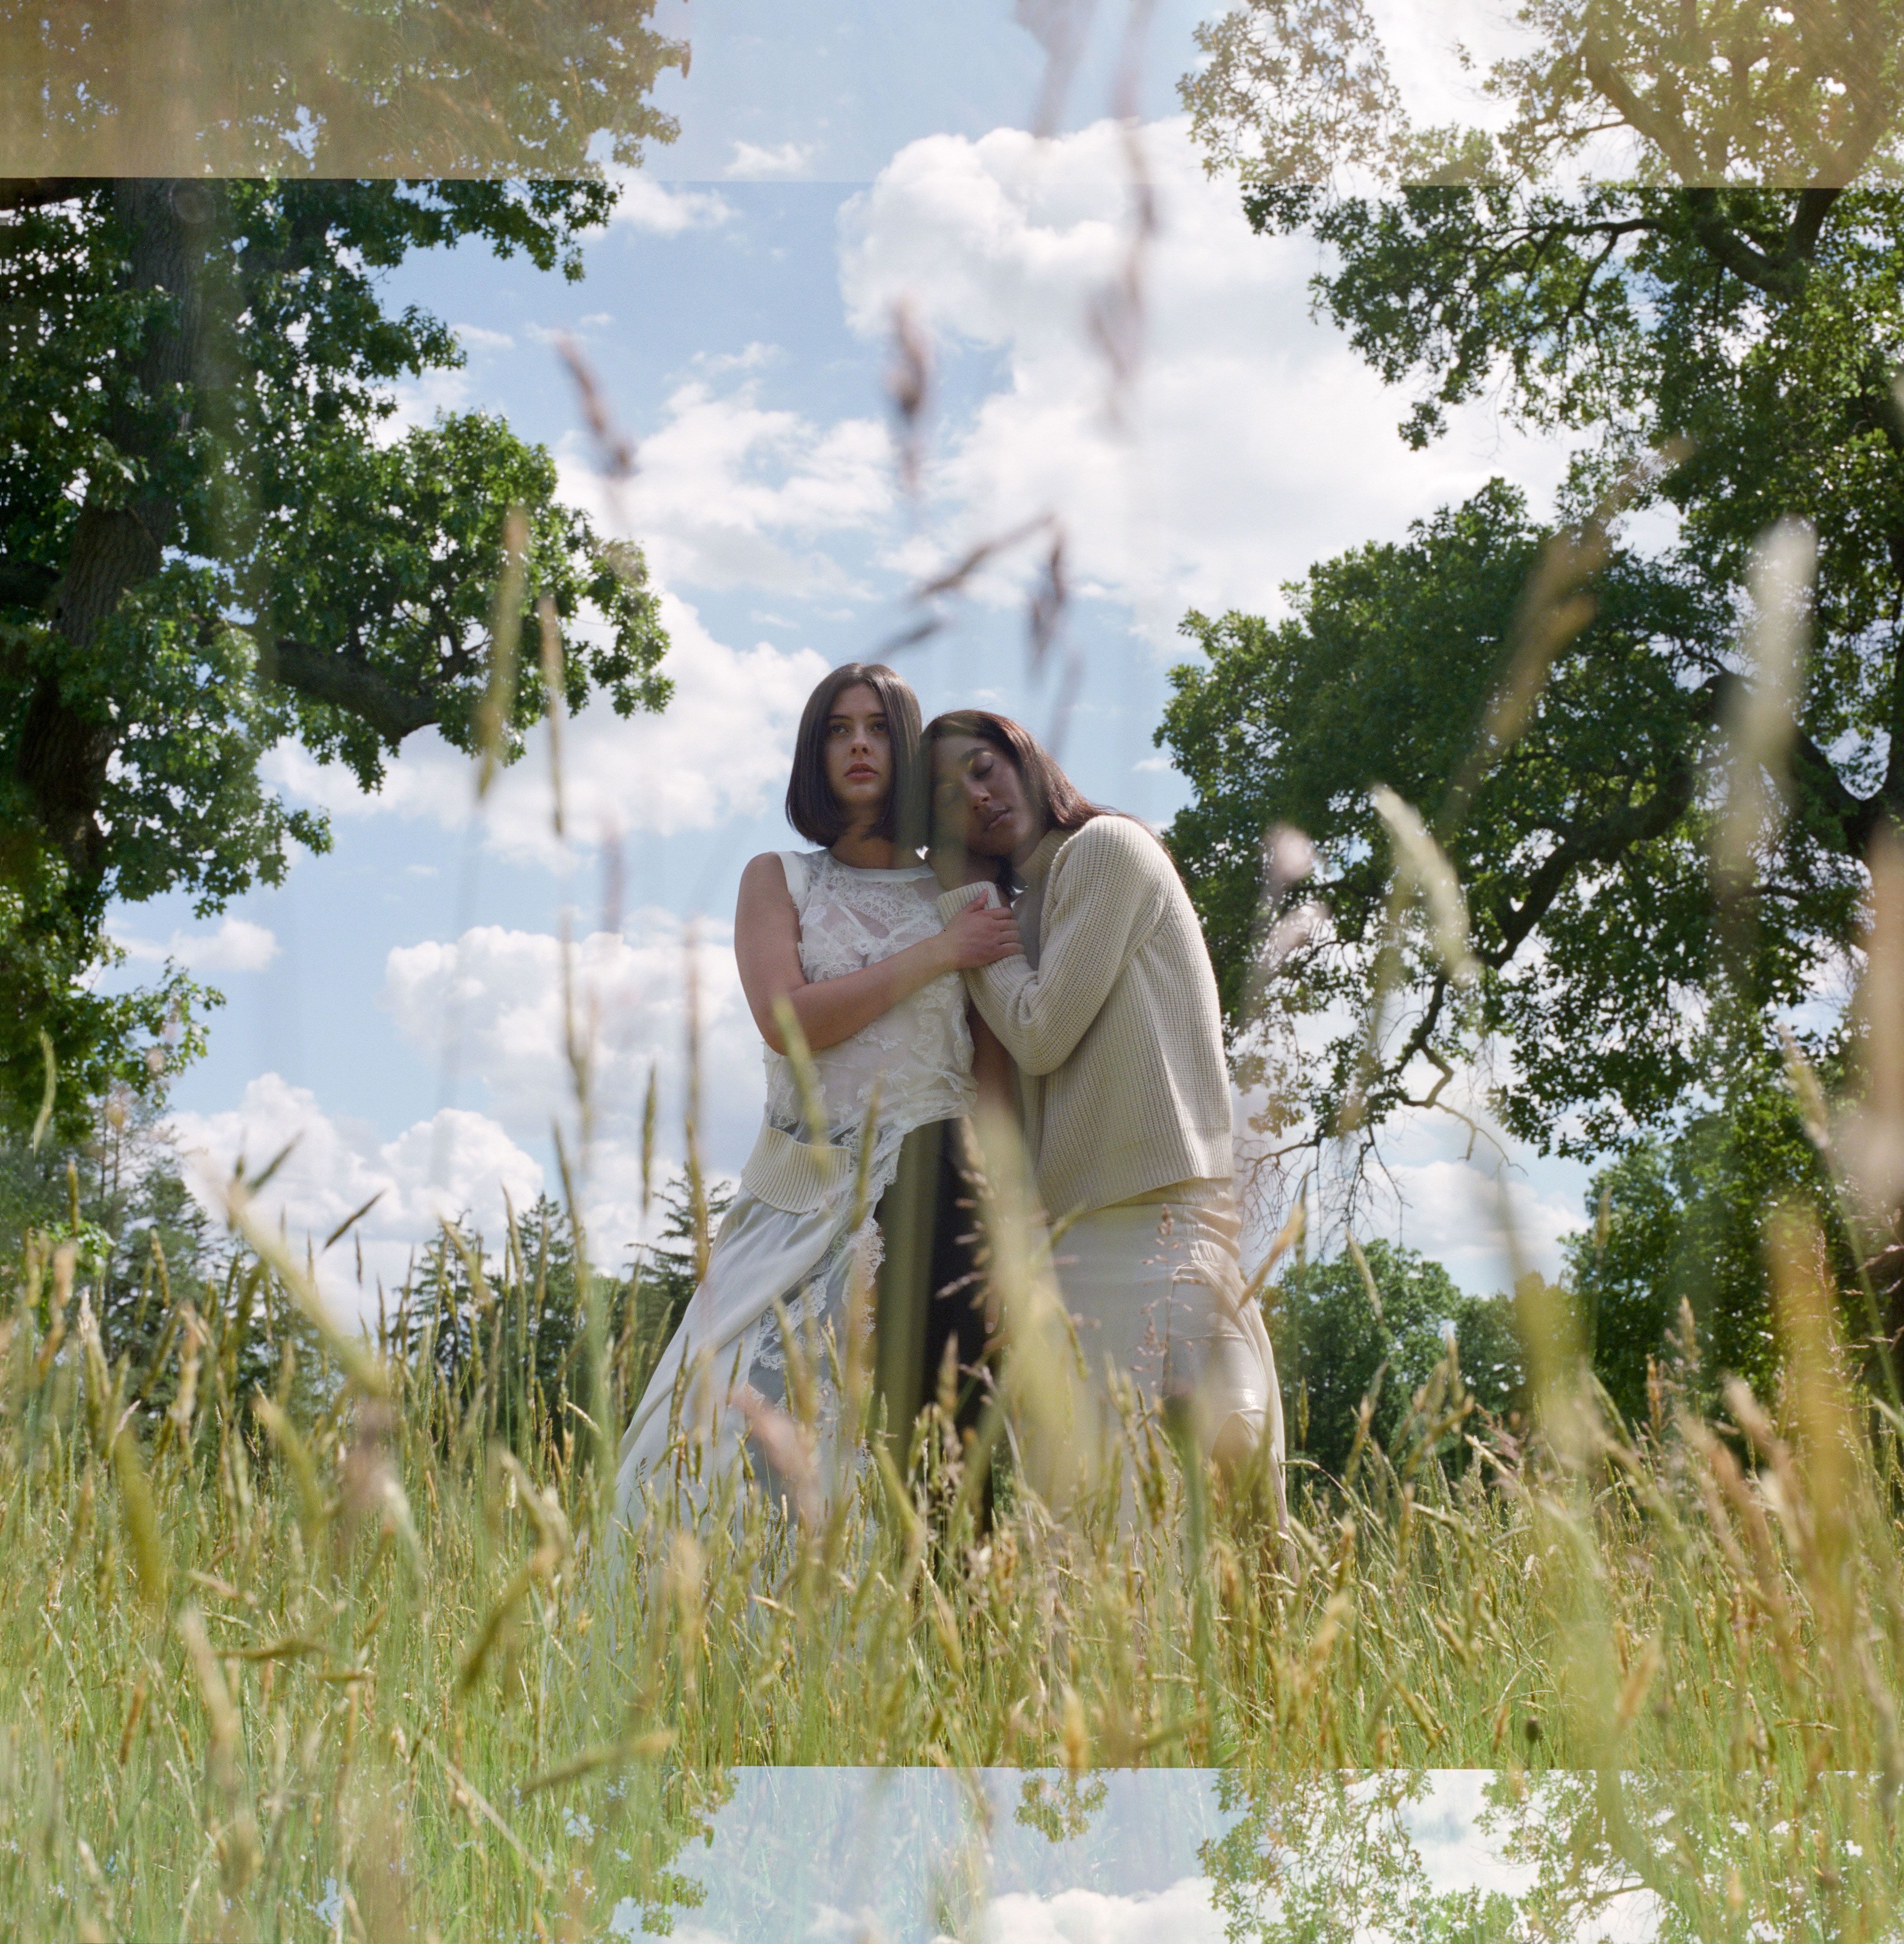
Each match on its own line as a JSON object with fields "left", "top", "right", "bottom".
{"left": 4, "top": 472, "right": 1900, "bottom": 1944}
{"left": 3, "top": 1102, "right": 1903, "bottom": 1943}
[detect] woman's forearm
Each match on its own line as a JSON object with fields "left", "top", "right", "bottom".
{"left": 768, "top": 933, "right": 953, "bottom": 1052}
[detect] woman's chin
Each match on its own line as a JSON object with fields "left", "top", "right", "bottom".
{"left": 833, "top": 788, "right": 889, "bottom": 819}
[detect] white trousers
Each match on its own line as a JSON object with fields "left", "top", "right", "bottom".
{"left": 1041, "top": 1184, "right": 1287, "bottom": 1519}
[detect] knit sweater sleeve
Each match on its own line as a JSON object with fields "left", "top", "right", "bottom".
{"left": 958, "top": 819, "right": 1162, "bottom": 1077}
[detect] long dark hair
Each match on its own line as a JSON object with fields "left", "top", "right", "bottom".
{"left": 921, "top": 709, "right": 1106, "bottom": 859}
{"left": 785, "top": 662, "right": 924, "bottom": 848}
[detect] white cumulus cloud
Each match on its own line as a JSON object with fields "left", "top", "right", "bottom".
{"left": 840, "top": 117, "right": 1577, "bottom": 646}
{"left": 451, "top": 322, "right": 515, "bottom": 352}
{"left": 168, "top": 1072, "right": 543, "bottom": 1311}
{"left": 478, "top": 597, "right": 830, "bottom": 860}
{"left": 979, "top": 1878, "right": 1228, "bottom": 1944}
{"left": 725, "top": 139, "right": 815, "bottom": 179}
{"left": 1373, "top": 1156, "right": 1582, "bottom": 1295}
{"left": 608, "top": 1879, "right": 1228, "bottom": 1944}
{"left": 261, "top": 590, "right": 829, "bottom": 861}
{"left": 561, "top": 377, "right": 893, "bottom": 598}
{"left": 380, "top": 910, "right": 768, "bottom": 1251}
{"left": 164, "top": 911, "right": 782, "bottom": 1310}
{"left": 607, "top": 172, "right": 737, "bottom": 235}
{"left": 117, "top": 915, "right": 281, "bottom": 974}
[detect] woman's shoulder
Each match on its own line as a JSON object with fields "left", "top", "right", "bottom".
{"left": 741, "top": 848, "right": 823, "bottom": 882}
{"left": 739, "top": 850, "right": 827, "bottom": 914}
{"left": 1053, "top": 814, "right": 1170, "bottom": 877}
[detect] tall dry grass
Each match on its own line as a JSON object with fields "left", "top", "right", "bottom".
{"left": 4, "top": 1130, "right": 1904, "bottom": 1940}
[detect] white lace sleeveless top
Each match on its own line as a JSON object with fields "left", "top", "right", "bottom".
{"left": 762, "top": 850, "right": 974, "bottom": 1148}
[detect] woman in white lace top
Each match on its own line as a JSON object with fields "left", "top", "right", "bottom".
{"left": 613, "top": 664, "right": 1019, "bottom": 1522}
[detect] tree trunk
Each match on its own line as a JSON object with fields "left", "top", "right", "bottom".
{"left": 20, "top": 179, "right": 213, "bottom": 884}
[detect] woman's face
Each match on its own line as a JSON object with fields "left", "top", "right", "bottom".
{"left": 823, "top": 682, "right": 893, "bottom": 823}
{"left": 933, "top": 733, "right": 1036, "bottom": 860}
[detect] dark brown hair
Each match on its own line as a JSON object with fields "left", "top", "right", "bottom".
{"left": 921, "top": 709, "right": 1107, "bottom": 854}
{"left": 785, "top": 662, "right": 924, "bottom": 848}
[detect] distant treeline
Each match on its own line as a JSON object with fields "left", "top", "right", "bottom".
{"left": 0, "top": 1087, "right": 730, "bottom": 1471}
{"left": 4, "top": 1082, "right": 1872, "bottom": 1492}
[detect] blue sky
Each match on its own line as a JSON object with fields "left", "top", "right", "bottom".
{"left": 117, "top": 1, "right": 1601, "bottom": 1304}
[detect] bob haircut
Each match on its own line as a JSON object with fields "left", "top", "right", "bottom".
{"left": 922, "top": 709, "right": 1107, "bottom": 856}
{"left": 785, "top": 662, "right": 924, "bottom": 849}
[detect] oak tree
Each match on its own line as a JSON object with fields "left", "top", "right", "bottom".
{"left": 1167, "top": 1, "right": 1904, "bottom": 1163}
{"left": 1, "top": 3, "right": 686, "bottom": 1132}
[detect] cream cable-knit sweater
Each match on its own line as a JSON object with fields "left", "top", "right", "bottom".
{"left": 938, "top": 817, "right": 1234, "bottom": 1219}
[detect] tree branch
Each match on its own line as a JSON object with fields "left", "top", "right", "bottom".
{"left": 1355, "top": 972, "right": 1456, "bottom": 1130}
{"left": 1683, "top": 190, "right": 1792, "bottom": 292}
{"left": 1790, "top": 724, "right": 1887, "bottom": 850}
{"left": 1479, "top": 756, "right": 1703, "bottom": 969}
{"left": 262, "top": 640, "right": 442, "bottom": 743}
{"left": 1406, "top": 1042, "right": 1456, "bottom": 1111}
{"left": 1552, "top": 225, "right": 1629, "bottom": 339}
{"left": 1581, "top": 43, "right": 1704, "bottom": 181}
{"left": 1783, "top": 185, "right": 1842, "bottom": 264}
{"left": 1683, "top": 186, "right": 1842, "bottom": 298}
{"left": 1393, "top": 972, "right": 1450, "bottom": 1077}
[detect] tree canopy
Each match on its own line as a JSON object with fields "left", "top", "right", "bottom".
{"left": 1157, "top": 484, "right": 1851, "bottom": 1159}
{"left": 4, "top": 123, "right": 679, "bottom": 1131}
{"left": 1164, "top": 2, "right": 1904, "bottom": 1174}
{"left": 1184, "top": 0, "right": 1904, "bottom": 193}
{"left": 1560, "top": 1093, "right": 1841, "bottom": 1430}
{"left": 1, "top": 0, "right": 686, "bottom": 177}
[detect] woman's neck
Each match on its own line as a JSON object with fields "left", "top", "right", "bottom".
{"left": 1010, "top": 817, "right": 1052, "bottom": 875}
{"left": 830, "top": 824, "right": 900, "bottom": 870}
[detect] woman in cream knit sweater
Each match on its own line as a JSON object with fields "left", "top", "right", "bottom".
{"left": 925, "top": 710, "right": 1286, "bottom": 1520}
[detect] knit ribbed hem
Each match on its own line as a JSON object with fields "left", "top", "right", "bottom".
{"left": 738, "top": 1124, "right": 852, "bottom": 1214}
